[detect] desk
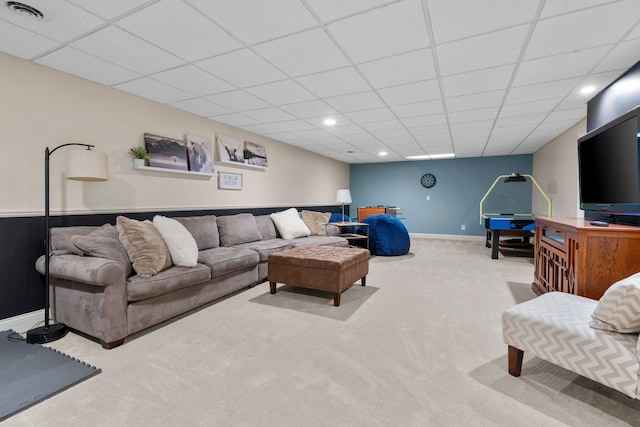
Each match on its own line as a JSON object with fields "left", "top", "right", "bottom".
{"left": 330, "top": 222, "right": 369, "bottom": 250}
{"left": 358, "top": 207, "right": 401, "bottom": 222}
{"left": 484, "top": 215, "right": 534, "bottom": 259}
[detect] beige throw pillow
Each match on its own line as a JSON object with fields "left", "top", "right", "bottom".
{"left": 301, "top": 210, "right": 331, "bottom": 236}
{"left": 116, "top": 216, "right": 172, "bottom": 279}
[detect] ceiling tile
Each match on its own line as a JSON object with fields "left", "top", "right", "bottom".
{"left": 346, "top": 108, "right": 396, "bottom": 124}
{"left": 514, "top": 46, "right": 610, "bottom": 87}
{"left": 197, "top": 49, "right": 286, "bottom": 88}
{"left": 328, "top": 0, "right": 429, "bottom": 63}
{"left": 305, "top": 115, "right": 353, "bottom": 128}
{"left": 448, "top": 107, "right": 499, "bottom": 123}
{"left": 293, "top": 129, "right": 332, "bottom": 139}
{"left": 401, "top": 115, "right": 447, "bottom": 128}
{"left": 378, "top": 79, "right": 441, "bottom": 106}
{"left": 280, "top": 100, "right": 338, "bottom": 119}
{"left": 71, "top": 26, "right": 184, "bottom": 74}
{"left": 593, "top": 39, "right": 640, "bottom": 74}
{"left": 442, "top": 65, "right": 514, "bottom": 98}
{"left": 391, "top": 99, "right": 445, "bottom": 118}
{"left": 254, "top": 28, "right": 349, "bottom": 77}
{"left": 499, "top": 99, "right": 560, "bottom": 118}
{"left": 296, "top": 67, "right": 371, "bottom": 98}
{"left": 171, "top": 98, "right": 231, "bottom": 117}
{"left": 115, "top": 77, "right": 191, "bottom": 103}
{"left": 325, "top": 91, "right": 385, "bottom": 113}
{"left": 306, "top": 0, "right": 397, "bottom": 22}
{"left": 494, "top": 114, "right": 546, "bottom": 128}
{"left": 152, "top": 65, "right": 234, "bottom": 96}
{"left": 437, "top": 25, "right": 528, "bottom": 76}
{"left": 245, "top": 79, "right": 316, "bottom": 105}
{"left": 427, "top": 0, "right": 539, "bottom": 44}
{"left": 360, "top": 119, "right": 404, "bottom": 133}
{"left": 0, "top": 21, "right": 58, "bottom": 59}
{"left": 326, "top": 124, "right": 366, "bottom": 136}
{"left": 410, "top": 124, "right": 449, "bottom": 137}
{"left": 359, "top": 49, "right": 436, "bottom": 88}
{"left": 187, "top": 0, "right": 318, "bottom": 45}
{"left": 525, "top": 1, "right": 640, "bottom": 60}
{"left": 539, "top": 0, "right": 616, "bottom": 18}
{"left": 210, "top": 113, "right": 260, "bottom": 127}
{"left": 505, "top": 77, "right": 581, "bottom": 104}
{"left": 116, "top": 0, "right": 242, "bottom": 61}
{"left": 68, "top": 0, "right": 150, "bottom": 20}
{"left": 339, "top": 133, "right": 378, "bottom": 144}
{"left": 242, "top": 107, "right": 296, "bottom": 122}
{"left": 36, "top": 46, "right": 139, "bottom": 85}
{"left": 0, "top": 0, "right": 104, "bottom": 42}
{"left": 239, "top": 123, "right": 283, "bottom": 134}
{"left": 205, "top": 90, "right": 270, "bottom": 111}
{"left": 272, "top": 120, "right": 317, "bottom": 132}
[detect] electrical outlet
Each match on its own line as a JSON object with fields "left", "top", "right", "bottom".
{"left": 426, "top": 195, "right": 430, "bottom": 201}
{"left": 461, "top": 224, "right": 466, "bottom": 231}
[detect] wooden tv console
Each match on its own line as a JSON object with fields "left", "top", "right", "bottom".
{"left": 533, "top": 217, "right": 640, "bottom": 300}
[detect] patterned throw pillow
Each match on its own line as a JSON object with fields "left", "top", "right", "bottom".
{"left": 590, "top": 272, "right": 640, "bottom": 333}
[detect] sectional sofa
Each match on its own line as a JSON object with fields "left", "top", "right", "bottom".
{"left": 35, "top": 210, "right": 347, "bottom": 349}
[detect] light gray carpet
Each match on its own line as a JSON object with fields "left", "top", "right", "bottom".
{"left": 8, "top": 238, "right": 640, "bottom": 426}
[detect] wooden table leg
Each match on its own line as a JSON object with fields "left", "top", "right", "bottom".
{"left": 269, "top": 281, "right": 277, "bottom": 294}
{"left": 333, "top": 292, "right": 341, "bottom": 306}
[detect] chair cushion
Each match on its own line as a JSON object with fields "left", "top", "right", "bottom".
{"left": 127, "top": 264, "right": 211, "bottom": 302}
{"left": 71, "top": 223, "right": 132, "bottom": 276}
{"left": 175, "top": 215, "right": 219, "bottom": 250}
{"left": 217, "top": 214, "right": 262, "bottom": 246}
{"left": 255, "top": 215, "right": 277, "bottom": 240}
{"left": 287, "top": 235, "right": 349, "bottom": 248}
{"left": 590, "top": 272, "right": 640, "bottom": 333}
{"left": 231, "top": 239, "right": 292, "bottom": 262}
{"left": 197, "top": 247, "right": 259, "bottom": 278}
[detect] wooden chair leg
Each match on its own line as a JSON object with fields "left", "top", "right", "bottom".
{"left": 508, "top": 345, "right": 524, "bottom": 377}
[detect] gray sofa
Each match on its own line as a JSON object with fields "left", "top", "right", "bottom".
{"left": 35, "top": 212, "right": 347, "bottom": 349}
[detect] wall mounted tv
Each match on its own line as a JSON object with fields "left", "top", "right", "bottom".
{"left": 578, "top": 105, "right": 640, "bottom": 214}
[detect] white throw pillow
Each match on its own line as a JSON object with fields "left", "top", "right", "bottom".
{"left": 590, "top": 272, "right": 640, "bottom": 333}
{"left": 152, "top": 215, "right": 198, "bottom": 267}
{"left": 270, "top": 208, "right": 311, "bottom": 240}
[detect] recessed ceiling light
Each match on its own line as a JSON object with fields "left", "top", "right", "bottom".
{"left": 323, "top": 118, "right": 336, "bottom": 126}
{"left": 6, "top": 1, "right": 44, "bottom": 19}
{"left": 580, "top": 86, "right": 596, "bottom": 95}
{"left": 378, "top": 151, "right": 387, "bottom": 156}
{"left": 405, "top": 153, "right": 455, "bottom": 160}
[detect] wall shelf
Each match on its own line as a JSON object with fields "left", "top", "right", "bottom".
{"left": 133, "top": 164, "right": 216, "bottom": 178}
{"left": 215, "top": 160, "right": 268, "bottom": 171}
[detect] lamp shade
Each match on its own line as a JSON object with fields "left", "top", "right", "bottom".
{"left": 66, "top": 150, "right": 108, "bottom": 181}
{"left": 336, "top": 189, "right": 352, "bottom": 204}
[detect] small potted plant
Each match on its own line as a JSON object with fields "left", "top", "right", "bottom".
{"left": 129, "top": 147, "right": 151, "bottom": 168}
{"left": 243, "top": 148, "right": 252, "bottom": 164}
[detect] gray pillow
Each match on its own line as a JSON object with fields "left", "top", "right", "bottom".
{"left": 175, "top": 215, "right": 219, "bottom": 250}
{"left": 255, "top": 215, "right": 277, "bottom": 240}
{"left": 71, "top": 224, "right": 133, "bottom": 276}
{"left": 217, "top": 213, "right": 262, "bottom": 246}
{"left": 50, "top": 226, "right": 99, "bottom": 255}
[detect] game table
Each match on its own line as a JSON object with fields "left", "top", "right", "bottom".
{"left": 483, "top": 214, "right": 535, "bottom": 259}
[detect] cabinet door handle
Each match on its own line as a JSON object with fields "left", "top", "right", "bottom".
{"left": 548, "top": 259, "right": 553, "bottom": 267}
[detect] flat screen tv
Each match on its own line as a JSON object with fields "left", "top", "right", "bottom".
{"left": 578, "top": 105, "right": 640, "bottom": 214}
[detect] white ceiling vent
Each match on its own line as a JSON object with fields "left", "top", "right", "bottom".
{"left": 6, "top": 1, "right": 44, "bottom": 20}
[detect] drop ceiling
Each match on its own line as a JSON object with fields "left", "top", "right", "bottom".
{"left": 2, "top": 0, "right": 640, "bottom": 163}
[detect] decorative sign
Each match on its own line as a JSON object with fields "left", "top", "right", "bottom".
{"left": 218, "top": 172, "right": 242, "bottom": 190}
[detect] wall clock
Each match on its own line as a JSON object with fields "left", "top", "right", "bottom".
{"left": 420, "top": 173, "right": 436, "bottom": 188}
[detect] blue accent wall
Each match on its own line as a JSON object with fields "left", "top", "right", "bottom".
{"left": 350, "top": 155, "right": 533, "bottom": 236}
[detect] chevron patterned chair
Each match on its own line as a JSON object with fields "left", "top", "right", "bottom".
{"left": 502, "top": 272, "right": 640, "bottom": 399}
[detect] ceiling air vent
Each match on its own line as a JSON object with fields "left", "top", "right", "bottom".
{"left": 6, "top": 1, "right": 44, "bottom": 19}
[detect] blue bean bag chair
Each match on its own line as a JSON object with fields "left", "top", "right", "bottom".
{"left": 329, "top": 213, "right": 354, "bottom": 233}
{"left": 361, "top": 214, "right": 410, "bottom": 256}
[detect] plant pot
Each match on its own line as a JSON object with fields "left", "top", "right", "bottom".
{"left": 133, "top": 158, "right": 145, "bottom": 168}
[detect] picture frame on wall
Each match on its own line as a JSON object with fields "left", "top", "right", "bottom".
{"left": 218, "top": 172, "right": 242, "bottom": 190}
{"left": 144, "top": 133, "right": 188, "bottom": 171}
{"left": 244, "top": 140, "right": 268, "bottom": 168}
{"left": 216, "top": 134, "right": 245, "bottom": 165}
{"left": 185, "top": 134, "right": 214, "bottom": 174}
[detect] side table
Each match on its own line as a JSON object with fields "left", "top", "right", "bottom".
{"left": 330, "top": 221, "right": 369, "bottom": 250}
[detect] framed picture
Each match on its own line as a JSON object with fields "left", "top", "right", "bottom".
{"left": 185, "top": 134, "right": 214, "bottom": 173}
{"left": 144, "top": 133, "right": 188, "bottom": 171}
{"left": 244, "top": 140, "right": 268, "bottom": 168}
{"left": 218, "top": 172, "right": 242, "bottom": 190}
{"left": 216, "top": 134, "right": 245, "bottom": 165}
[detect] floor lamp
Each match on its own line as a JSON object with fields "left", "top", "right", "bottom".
{"left": 336, "top": 189, "right": 352, "bottom": 222}
{"left": 26, "top": 144, "right": 108, "bottom": 344}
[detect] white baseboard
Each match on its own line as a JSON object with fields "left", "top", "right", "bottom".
{"left": 409, "top": 233, "right": 485, "bottom": 241}
{"left": 0, "top": 310, "right": 45, "bottom": 334}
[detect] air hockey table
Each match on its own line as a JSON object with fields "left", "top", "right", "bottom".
{"left": 483, "top": 215, "right": 535, "bottom": 259}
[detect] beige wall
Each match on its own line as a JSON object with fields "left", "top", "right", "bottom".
{"left": 532, "top": 119, "right": 586, "bottom": 218}
{"left": 0, "top": 52, "right": 349, "bottom": 217}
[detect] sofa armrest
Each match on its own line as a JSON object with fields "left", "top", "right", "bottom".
{"left": 35, "top": 254, "right": 125, "bottom": 288}
{"left": 326, "top": 224, "right": 340, "bottom": 236}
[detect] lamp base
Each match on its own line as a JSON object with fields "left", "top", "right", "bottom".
{"left": 26, "top": 323, "right": 68, "bottom": 344}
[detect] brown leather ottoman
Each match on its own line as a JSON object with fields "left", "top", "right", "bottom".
{"left": 268, "top": 245, "right": 370, "bottom": 306}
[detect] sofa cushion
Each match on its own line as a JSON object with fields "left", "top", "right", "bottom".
{"left": 590, "top": 272, "right": 640, "bottom": 333}
{"left": 287, "top": 235, "right": 349, "bottom": 248}
{"left": 127, "top": 264, "right": 211, "bottom": 302}
{"left": 197, "top": 247, "right": 259, "bottom": 278}
{"left": 153, "top": 215, "right": 198, "bottom": 267}
{"left": 71, "top": 223, "right": 133, "bottom": 276}
{"left": 175, "top": 215, "right": 219, "bottom": 250}
{"left": 50, "top": 226, "right": 99, "bottom": 255}
{"left": 116, "top": 216, "right": 172, "bottom": 279}
{"left": 217, "top": 213, "right": 262, "bottom": 246}
{"left": 255, "top": 215, "right": 277, "bottom": 240}
{"left": 231, "top": 239, "right": 292, "bottom": 262}
{"left": 301, "top": 210, "right": 331, "bottom": 236}
{"left": 270, "top": 208, "right": 310, "bottom": 240}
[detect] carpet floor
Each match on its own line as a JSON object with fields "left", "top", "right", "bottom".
{"left": 7, "top": 238, "right": 640, "bottom": 426}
